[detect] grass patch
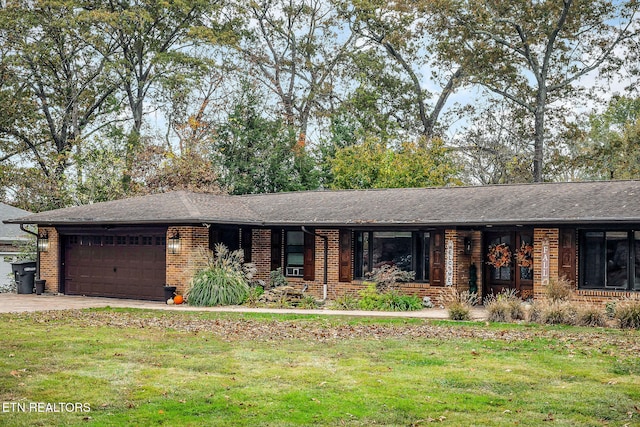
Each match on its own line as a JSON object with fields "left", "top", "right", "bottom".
{"left": 0, "top": 309, "right": 638, "bottom": 426}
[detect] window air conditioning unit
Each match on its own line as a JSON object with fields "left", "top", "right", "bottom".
{"left": 286, "top": 267, "right": 303, "bottom": 277}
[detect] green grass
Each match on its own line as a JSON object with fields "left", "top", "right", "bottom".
{"left": 0, "top": 309, "right": 638, "bottom": 426}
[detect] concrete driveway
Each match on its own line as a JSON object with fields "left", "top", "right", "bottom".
{"left": 0, "top": 293, "right": 487, "bottom": 320}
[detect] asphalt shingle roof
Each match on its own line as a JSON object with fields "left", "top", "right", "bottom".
{"left": 5, "top": 180, "right": 640, "bottom": 227}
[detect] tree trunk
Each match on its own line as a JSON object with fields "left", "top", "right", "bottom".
{"left": 533, "top": 91, "right": 546, "bottom": 182}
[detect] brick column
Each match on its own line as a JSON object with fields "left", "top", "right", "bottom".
{"left": 165, "top": 226, "right": 209, "bottom": 295}
{"left": 444, "top": 230, "right": 459, "bottom": 288}
{"left": 251, "top": 229, "right": 271, "bottom": 283}
{"left": 38, "top": 226, "right": 60, "bottom": 293}
{"left": 533, "top": 228, "right": 559, "bottom": 299}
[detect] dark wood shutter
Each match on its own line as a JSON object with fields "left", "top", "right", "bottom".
{"left": 303, "top": 232, "right": 315, "bottom": 281}
{"left": 241, "top": 228, "right": 252, "bottom": 262}
{"left": 559, "top": 228, "right": 576, "bottom": 286}
{"left": 270, "top": 229, "right": 282, "bottom": 271}
{"left": 209, "top": 228, "right": 219, "bottom": 251}
{"left": 339, "top": 229, "right": 352, "bottom": 282}
{"left": 430, "top": 229, "right": 445, "bottom": 286}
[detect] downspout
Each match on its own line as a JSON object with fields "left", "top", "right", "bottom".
{"left": 301, "top": 226, "right": 328, "bottom": 301}
{"left": 20, "top": 224, "right": 39, "bottom": 280}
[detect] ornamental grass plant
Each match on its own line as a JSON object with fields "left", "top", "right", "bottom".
{"left": 186, "top": 244, "right": 255, "bottom": 306}
{"left": 438, "top": 287, "right": 478, "bottom": 321}
{"left": 484, "top": 289, "right": 524, "bottom": 323}
{"left": 615, "top": 297, "right": 640, "bottom": 329}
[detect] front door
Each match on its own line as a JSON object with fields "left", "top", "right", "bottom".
{"left": 484, "top": 230, "right": 534, "bottom": 299}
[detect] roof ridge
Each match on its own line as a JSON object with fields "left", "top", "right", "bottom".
{"left": 235, "top": 179, "right": 640, "bottom": 198}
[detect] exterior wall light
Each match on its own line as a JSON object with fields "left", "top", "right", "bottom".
{"left": 168, "top": 231, "right": 181, "bottom": 254}
{"left": 464, "top": 237, "right": 472, "bottom": 255}
{"left": 37, "top": 231, "right": 49, "bottom": 252}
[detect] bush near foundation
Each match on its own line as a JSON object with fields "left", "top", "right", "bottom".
{"left": 545, "top": 276, "right": 573, "bottom": 301}
{"left": 615, "top": 298, "right": 640, "bottom": 329}
{"left": 484, "top": 289, "right": 524, "bottom": 323}
{"left": 329, "top": 294, "right": 359, "bottom": 310}
{"left": 438, "top": 287, "right": 478, "bottom": 321}
{"left": 186, "top": 244, "right": 255, "bottom": 307}
{"left": 357, "top": 282, "right": 422, "bottom": 311}
{"left": 574, "top": 305, "right": 607, "bottom": 327}
{"left": 529, "top": 300, "right": 578, "bottom": 325}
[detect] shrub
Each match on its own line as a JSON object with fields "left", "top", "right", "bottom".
{"left": 448, "top": 302, "right": 471, "bottom": 321}
{"left": 0, "top": 278, "right": 16, "bottom": 294}
{"left": 365, "top": 265, "right": 415, "bottom": 292}
{"left": 615, "top": 298, "right": 640, "bottom": 329}
{"left": 484, "top": 289, "right": 524, "bottom": 323}
{"left": 379, "top": 291, "right": 423, "bottom": 312}
{"left": 438, "top": 287, "right": 477, "bottom": 321}
{"left": 356, "top": 282, "right": 422, "bottom": 311}
{"left": 269, "top": 268, "right": 288, "bottom": 289}
{"left": 244, "top": 285, "right": 264, "bottom": 307}
{"left": 298, "top": 295, "right": 319, "bottom": 309}
{"left": 575, "top": 305, "right": 607, "bottom": 327}
{"left": 271, "top": 294, "right": 293, "bottom": 309}
{"left": 186, "top": 244, "right": 251, "bottom": 307}
{"left": 605, "top": 301, "right": 617, "bottom": 319}
{"left": 545, "top": 276, "right": 573, "bottom": 302}
{"left": 529, "top": 300, "right": 577, "bottom": 325}
{"left": 330, "top": 294, "right": 359, "bottom": 310}
{"left": 357, "top": 282, "right": 383, "bottom": 311}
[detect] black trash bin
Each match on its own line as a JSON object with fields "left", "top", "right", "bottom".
{"left": 35, "top": 279, "right": 46, "bottom": 295}
{"left": 11, "top": 261, "right": 37, "bottom": 294}
{"left": 163, "top": 286, "right": 177, "bottom": 303}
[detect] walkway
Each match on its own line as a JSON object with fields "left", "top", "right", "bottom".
{"left": 0, "top": 293, "right": 487, "bottom": 320}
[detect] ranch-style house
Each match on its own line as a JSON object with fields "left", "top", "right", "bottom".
{"left": 4, "top": 180, "right": 640, "bottom": 304}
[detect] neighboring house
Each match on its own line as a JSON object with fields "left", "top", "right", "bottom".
{"left": 0, "top": 203, "right": 31, "bottom": 289}
{"left": 4, "top": 180, "right": 640, "bottom": 303}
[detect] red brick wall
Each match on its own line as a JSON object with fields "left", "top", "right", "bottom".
{"left": 446, "top": 229, "right": 484, "bottom": 299}
{"left": 36, "top": 223, "right": 638, "bottom": 305}
{"left": 38, "top": 227, "right": 59, "bottom": 293}
{"left": 251, "top": 229, "right": 272, "bottom": 283}
{"left": 165, "top": 226, "right": 209, "bottom": 296}
{"left": 533, "top": 228, "right": 559, "bottom": 299}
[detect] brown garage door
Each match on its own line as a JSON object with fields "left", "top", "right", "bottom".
{"left": 64, "top": 233, "right": 166, "bottom": 301}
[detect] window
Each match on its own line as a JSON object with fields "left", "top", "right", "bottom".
{"left": 271, "top": 229, "right": 315, "bottom": 280}
{"left": 285, "top": 231, "right": 304, "bottom": 277}
{"left": 580, "top": 230, "right": 640, "bottom": 291}
{"left": 355, "top": 231, "right": 430, "bottom": 281}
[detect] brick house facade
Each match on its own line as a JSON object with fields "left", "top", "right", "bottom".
{"left": 6, "top": 181, "right": 640, "bottom": 303}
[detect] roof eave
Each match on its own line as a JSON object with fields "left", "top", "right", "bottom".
{"left": 6, "top": 217, "right": 640, "bottom": 228}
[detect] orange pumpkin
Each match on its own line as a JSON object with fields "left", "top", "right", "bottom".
{"left": 173, "top": 294, "right": 184, "bottom": 305}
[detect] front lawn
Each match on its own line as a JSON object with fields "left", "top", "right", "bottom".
{"left": 0, "top": 309, "right": 639, "bottom": 426}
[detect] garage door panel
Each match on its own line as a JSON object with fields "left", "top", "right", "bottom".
{"left": 65, "top": 233, "right": 166, "bottom": 301}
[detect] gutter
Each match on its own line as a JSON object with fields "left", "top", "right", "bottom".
{"left": 301, "top": 226, "right": 328, "bottom": 301}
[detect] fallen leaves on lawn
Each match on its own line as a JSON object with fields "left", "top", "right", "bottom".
{"left": 5, "top": 310, "right": 639, "bottom": 358}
